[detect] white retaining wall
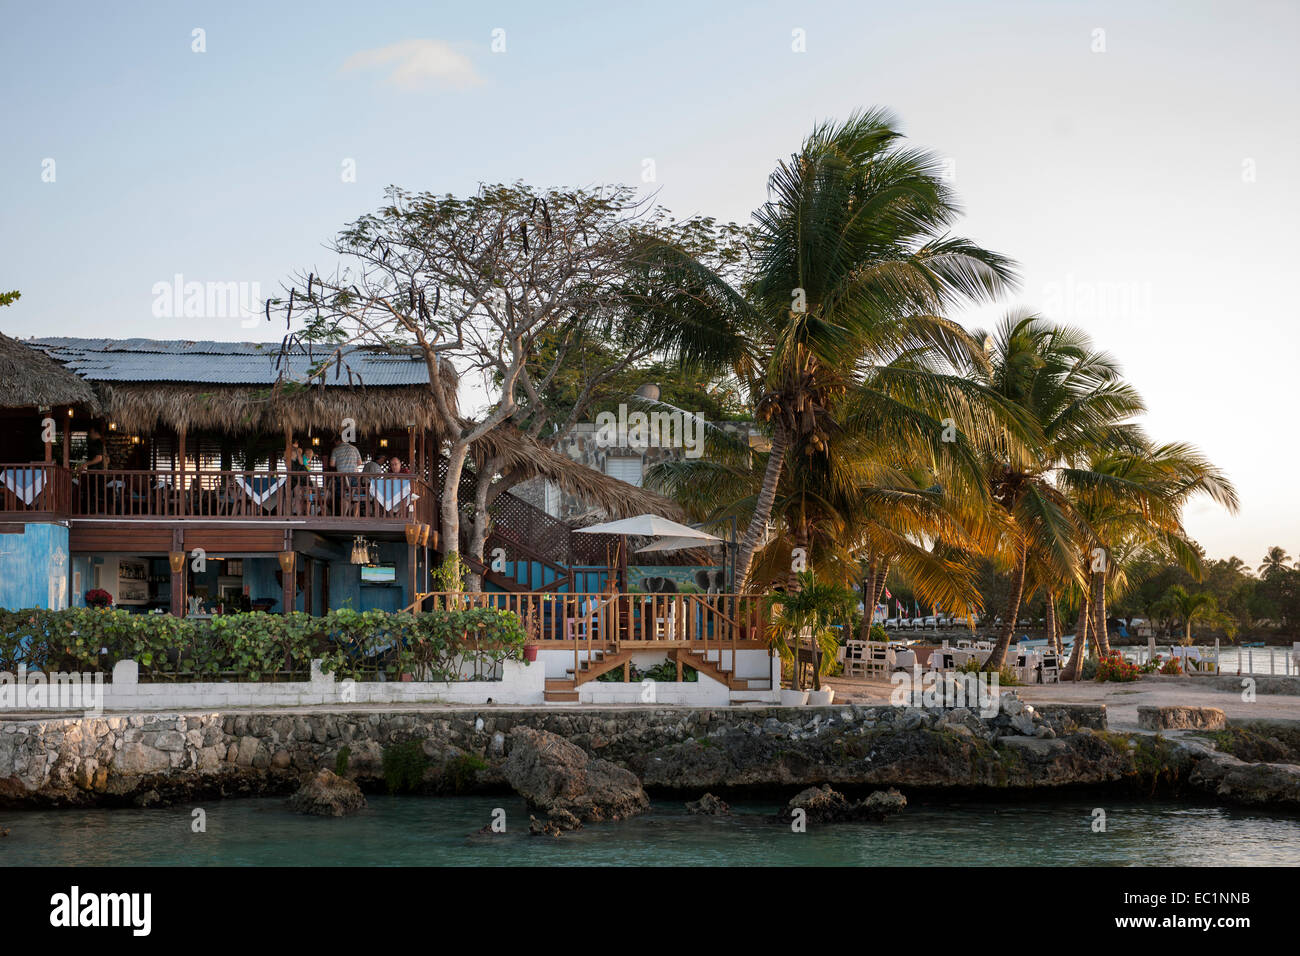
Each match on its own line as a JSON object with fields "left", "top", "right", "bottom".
{"left": 0, "top": 658, "right": 547, "bottom": 712}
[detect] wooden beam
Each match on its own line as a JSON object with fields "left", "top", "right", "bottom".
{"left": 408, "top": 543, "right": 418, "bottom": 610}
{"left": 303, "top": 556, "right": 314, "bottom": 616}
{"left": 176, "top": 425, "right": 187, "bottom": 517}
{"left": 281, "top": 529, "right": 294, "bottom": 615}
{"left": 169, "top": 527, "right": 185, "bottom": 617}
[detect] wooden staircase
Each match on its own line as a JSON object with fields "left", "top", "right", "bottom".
{"left": 543, "top": 646, "right": 632, "bottom": 702}
{"left": 542, "top": 647, "right": 773, "bottom": 703}
{"left": 673, "top": 649, "right": 773, "bottom": 697}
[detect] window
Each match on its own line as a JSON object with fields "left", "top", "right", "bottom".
{"left": 604, "top": 456, "right": 643, "bottom": 487}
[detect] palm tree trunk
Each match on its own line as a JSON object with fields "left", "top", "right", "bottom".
{"left": 733, "top": 421, "right": 788, "bottom": 590}
{"left": 985, "top": 541, "right": 1028, "bottom": 671}
{"left": 788, "top": 518, "right": 816, "bottom": 689}
{"left": 859, "top": 555, "right": 877, "bottom": 642}
{"left": 873, "top": 558, "right": 892, "bottom": 607}
{"left": 1046, "top": 590, "right": 1059, "bottom": 655}
{"left": 1091, "top": 569, "right": 1110, "bottom": 656}
{"left": 1060, "top": 606, "right": 1090, "bottom": 681}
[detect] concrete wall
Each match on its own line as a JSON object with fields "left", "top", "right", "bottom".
{"left": 0, "top": 658, "right": 546, "bottom": 713}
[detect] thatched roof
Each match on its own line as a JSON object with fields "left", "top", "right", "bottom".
{"left": 94, "top": 380, "right": 451, "bottom": 436}
{"left": 476, "top": 425, "right": 685, "bottom": 521}
{"left": 23, "top": 337, "right": 460, "bottom": 436}
{"left": 0, "top": 333, "right": 99, "bottom": 412}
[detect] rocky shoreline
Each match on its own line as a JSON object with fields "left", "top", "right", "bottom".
{"left": 1, "top": 698, "right": 1297, "bottom": 812}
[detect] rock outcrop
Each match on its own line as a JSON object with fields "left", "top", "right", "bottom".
{"left": 685, "top": 792, "right": 730, "bottom": 815}
{"left": 529, "top": 808, "right": 584, "bottom": 836}
{"left": 503, "top": 726, "right": 649, "bottom": 821}
{"left": 629, "top": 702, "right": 1135, "bottom": 792}
{"left": 1138, "top": 706, "right": 1227, "bottom": 731}
{"left": 2, "top": 703, "right": 1296, "bottom": 813}
{"left": 777, "top": 784, "right": 907, "bottom": 824}
{"left": 287, "top": 770, "right": 367, "bottom": 817}
{"left": 1188, "top": 752, "right": 1300, "bottom": 807}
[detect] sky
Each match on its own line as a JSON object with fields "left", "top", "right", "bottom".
{"left": 2, "top": 0, "right": 1297, "bottom": 563}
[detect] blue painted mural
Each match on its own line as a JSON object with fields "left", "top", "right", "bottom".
{"left": 0, "top": 522, "right": 70, "bottom": 610}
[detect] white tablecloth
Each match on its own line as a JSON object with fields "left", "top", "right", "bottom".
{"left": 235, "top": 474, "right": 287, "bottom": 506}
{"left": 1, "top": 468, "right": 45, "bottom": 505}
{"left": 369, "top": 477, "right": 412, "bottom": 512}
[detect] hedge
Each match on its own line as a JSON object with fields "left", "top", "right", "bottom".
{"left": 0, "top": 607, "right": 527, "bottom": 683}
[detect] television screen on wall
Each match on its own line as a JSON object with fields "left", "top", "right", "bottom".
{"left": 360, "top": 563, "right": 396, "bottom": 584}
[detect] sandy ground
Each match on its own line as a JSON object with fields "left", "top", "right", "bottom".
{"left": 824, "top": 673, "right": 1300, "bottom": 731}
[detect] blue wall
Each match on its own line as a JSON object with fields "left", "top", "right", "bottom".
{"left": 0, "top": 523, "right": 70, "bottom": 610}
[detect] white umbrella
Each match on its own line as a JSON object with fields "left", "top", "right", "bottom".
{"left": 574, "top": 514, "right": 721, "bottom": 542}
{"left": 634, "top": 535, "right": 722, "bottom": 553}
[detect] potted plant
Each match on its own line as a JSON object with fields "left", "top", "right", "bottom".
{"left": 85, "top": 589, "right": 113, "bottom": 609}
{"left": 523, "top": 643, "right": 539, "bottom": 662}
{"left": 766, "top": 572, "right": 856, "bottom": 706}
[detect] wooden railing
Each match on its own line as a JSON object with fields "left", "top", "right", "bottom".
{"left": 422, "top": 591, "right": 770, "bottom": 649}
{"left": 0, "top": 463, "right": 72, "bottom": 517}
{"left": 12, "top": 468, "right": 437, "bottom": 524}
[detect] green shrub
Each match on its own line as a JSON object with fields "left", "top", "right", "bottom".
{"left": 382, "top": 740, "right": 430, "bottom": 794}
{"left": 446, "top": 752, "right": 487, "bottom": 792}
{"left": 0, "top": 605, "right": 526, "bottom": 683}
{"left": 334, "top": 745, "right": 351, "bottom": 777}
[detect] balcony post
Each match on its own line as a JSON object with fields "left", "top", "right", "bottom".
{"left": 176, "top": 425, "right": 187, "bottom": 516}
{"left": 169, "top": 528, "right": 185, "bottom": 617}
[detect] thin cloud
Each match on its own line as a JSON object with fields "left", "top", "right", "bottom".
{"left": 342, "top": 38, "right": 482, "bottom": 92}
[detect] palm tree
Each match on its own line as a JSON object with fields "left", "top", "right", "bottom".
{"left": 1259, "top": 546, "right": 1292, "bottom": 578}
{"left": 977, "top": 311, "right": 1146, "bottom": 671}
{"left": 1057, "top": 441, "right": 1239, "bottom": 677}
{"left": 637, "top": 109, "right": 1017, "bottom": 590}
{"left": 1151, "top": 585, "right": 1234, "bottom": 645}
{"left": 765, "top": 573, "right": 857, "bottom": 692}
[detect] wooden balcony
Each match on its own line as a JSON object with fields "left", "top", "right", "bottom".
{"left": 0, "top": 464, "right": 435, "bottom": 529}
{"left": 0, "top": 463, "right": 72, "bottom": 519}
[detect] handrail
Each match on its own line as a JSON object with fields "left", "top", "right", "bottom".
{"left": 55, "top": 467, "right": 434, "bottom": 523}
{"left": 418, "top": 591, "right": 769, "bottom": 646}
{"left": 0, "top": 462, "right": 71, "bottom": 517}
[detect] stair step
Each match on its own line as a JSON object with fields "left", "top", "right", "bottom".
{"left": 545, "top": 678, "right": 575, "bottom": 689}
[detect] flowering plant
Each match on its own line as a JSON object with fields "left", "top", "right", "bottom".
{"left": 84, "top": 589, "right": 113, "bottom": 608}
{"left": 1095, "top": 651, "right": 1140, "bottom": 682}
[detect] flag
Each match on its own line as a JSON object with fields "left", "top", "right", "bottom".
{"left": 884, "top": 588, "right": 892, "bottom": 599}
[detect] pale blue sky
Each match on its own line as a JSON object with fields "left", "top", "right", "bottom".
{"left": 2, "top": 0, "right": 1297, "bottom": 561}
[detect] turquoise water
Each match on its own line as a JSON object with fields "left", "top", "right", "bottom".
{"left": 3, "top": 796, "right": 1298, "bottom": 866}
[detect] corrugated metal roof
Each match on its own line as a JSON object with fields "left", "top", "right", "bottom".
{"left": 25, "top": 337, "right": 430, "bottom": 387}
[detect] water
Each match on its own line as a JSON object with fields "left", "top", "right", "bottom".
{"left": 3, "top": 796, "right": 1298, "bottom": 866}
